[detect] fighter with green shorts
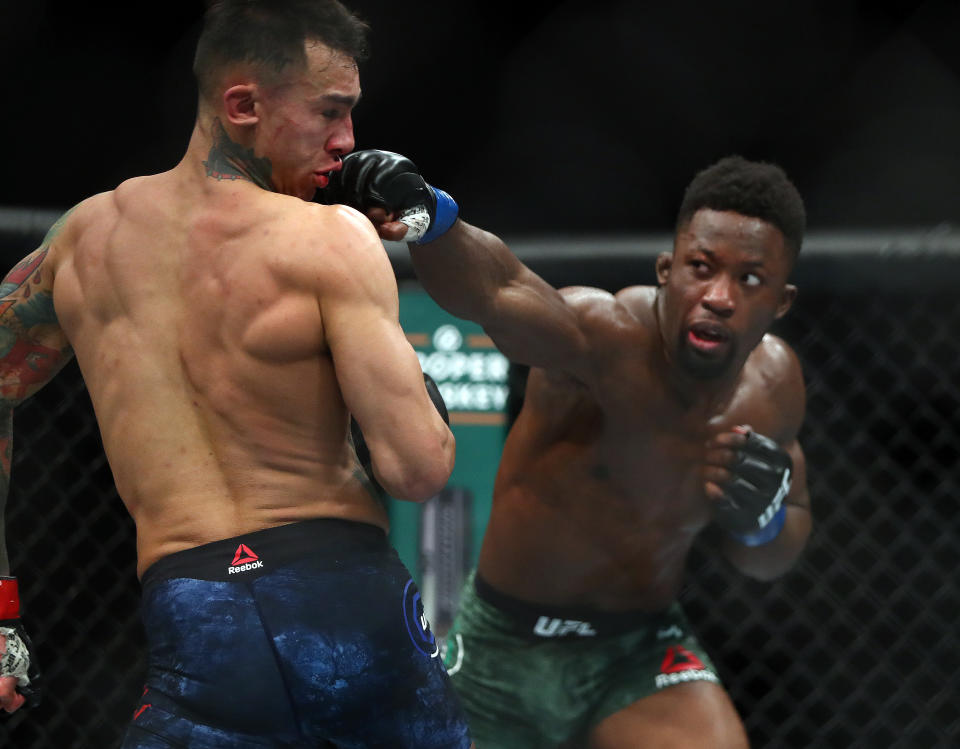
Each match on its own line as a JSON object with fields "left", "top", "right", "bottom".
{"left": 322, "top": 151, "right": 813, "bottom": 747}
{"left": 444, "top": 572, "right": 720, "bottom": 747}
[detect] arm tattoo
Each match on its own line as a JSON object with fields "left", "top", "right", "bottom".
{"left": 0, "top": 249, "right": 48, "bottom": 298}
{"left": 203, "top": 118, "right": 274, "bottom": 191}
{"left": 0, "top": 219, "right": 73, "bottom": 403}
{"left": 0, "top": 403, "right": 12, "bottom": 575}
{"left": 0, "top": 209, "right": 74, "bottom": 575}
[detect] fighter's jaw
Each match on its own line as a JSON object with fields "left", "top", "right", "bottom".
{"left": 674, "top": 330, "right": 740, "bottom": 380}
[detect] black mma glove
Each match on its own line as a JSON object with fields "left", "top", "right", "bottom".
{"left": 712, "top": 431, "right": 792, "bottom": 546}
{"left": 0, "top": 577, "right": 41, "bottom": 707}
{"left": 319, "top": 150, "right": 459, "bottom": 243}
{"left": 351, "top": 373, "right": 450, "bottom": 493}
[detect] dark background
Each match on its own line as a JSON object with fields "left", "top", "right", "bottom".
{"left": 2, "top": 0, "right": 959, "bottom": 233}
{"left": 1, "top": 2, "right": 960, "bottom": 748}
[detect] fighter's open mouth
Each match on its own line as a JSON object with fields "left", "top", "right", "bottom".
{"left": 689, "top": 322, "right": 730, "bottom": 343}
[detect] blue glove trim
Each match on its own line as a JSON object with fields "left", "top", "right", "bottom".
{"left": 729, "top": 504, "right": 787, "bottom": 547}
{"left": 417, "top": 187, "right": 459, "bottom": 244}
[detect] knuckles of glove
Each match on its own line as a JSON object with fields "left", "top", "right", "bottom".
{"left": 321, "top": 150, "right": 424, "bottom": 211}
{"left": 706, "top": 430, "right": 792, "bottom": 534}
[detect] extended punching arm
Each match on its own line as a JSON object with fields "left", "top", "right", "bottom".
{"left": 320, "top": 151, "right": 592, "bottom": 376}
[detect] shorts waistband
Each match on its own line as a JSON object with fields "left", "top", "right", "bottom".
{"left": 141, "top": 518, "right": 388, "bottom": 592}
{"left": 473, "top": 572, "right": 666, "bottom": 639}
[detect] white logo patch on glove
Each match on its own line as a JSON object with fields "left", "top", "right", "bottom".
{"left": 399, "top": 205, "right": 431, "bottom": 242}
{"left": 0, "top": 627, "right": 31, "bottom": 687}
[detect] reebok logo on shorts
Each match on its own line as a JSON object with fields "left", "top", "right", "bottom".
{"left": 227, "top": 544, "right": 264, "bottom": 574}
{"left": 655, "top": 645, "right": 718, "bottom": 688}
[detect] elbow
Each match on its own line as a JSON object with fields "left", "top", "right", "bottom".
{"left": 722, "top": 509, "right": 811, "bottom": 581}
{"left": 733, "top": 558, "right": 794, "bottom": 583}
{"left": 722, "top": 544, "right": 796, "bottom": 581}
{"left": 373, "top": 429, "right": 455, "bottom": 502}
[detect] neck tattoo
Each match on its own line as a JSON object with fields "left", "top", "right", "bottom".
{"left": 203, "top": 118, "right": 273, "bottom": 190}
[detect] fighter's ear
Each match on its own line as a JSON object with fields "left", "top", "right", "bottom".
{"left": 775, "top": 284, "right": 797, "bottom": 319}
{"left": 655, "top": 252, "right": 673, "bottom": 285}
{"left": 223, "top": 84, "right": 259, "bottom": 126}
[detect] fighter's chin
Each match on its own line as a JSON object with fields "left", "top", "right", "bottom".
{"left": 676, "top": 345, "right": 737, "bottom": 380}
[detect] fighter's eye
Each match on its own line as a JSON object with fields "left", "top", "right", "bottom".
{"left": 743, "top": 273, "right": 762, "bottom": 287}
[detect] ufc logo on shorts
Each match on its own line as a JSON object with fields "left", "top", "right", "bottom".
{"left": 533, "top": 616, "right": 597, "bottom": 637}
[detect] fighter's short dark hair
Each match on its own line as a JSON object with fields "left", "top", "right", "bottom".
{"left": 194, "top": 0, "right": 369, "bottom": 99}
{"left": 676, "top": 156, "right": 806, "bottom": 258}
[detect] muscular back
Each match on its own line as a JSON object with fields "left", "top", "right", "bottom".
{"left": 47, "top": 172, "right": 389, "bottom": 574}
{"left": 479, "top": 286, "right": 805, "bottom": 610}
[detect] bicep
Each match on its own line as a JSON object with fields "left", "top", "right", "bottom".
{"left": 412, "top": 222, "right": 594, "bottom": 377}
{"left": 0, "top": 247, "right": 73, "bottom": 403}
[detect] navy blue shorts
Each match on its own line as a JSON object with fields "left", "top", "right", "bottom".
{"left": 120, "top": 518, "right": 472, "bottom": 748}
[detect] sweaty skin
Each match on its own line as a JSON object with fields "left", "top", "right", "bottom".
{"left": 0, "top": 42, "right": 454, "bottom": 585}
{"left": 392, "top": 208, "right": 810, "bottom": 610}
{"left": 365, "top": 205, "right": 809, "bottom": 747}
{"left": 479, "top": 288, "right": 807, "bottom": 610}
{"left": 48, "top": 185, "right": 395, "bottom": 578}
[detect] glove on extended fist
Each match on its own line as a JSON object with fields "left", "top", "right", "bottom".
{"left": 319, "top": 150, "right": 458, "bottom": 243}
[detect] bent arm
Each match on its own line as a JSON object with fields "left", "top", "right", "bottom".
{"left": 408, "top": 220, "right": 593, "bottom": 376}
{"left": 323, "top": 210, "right": 454, "bottom": 501}
{"left": 720, "top": 438, "right": 811, "bottom": 581}
{"left": 719, "top": 341, "right": 811, "bottom": 580}
{"left": 0, "top": 229, "right": 76, "bottom": 573}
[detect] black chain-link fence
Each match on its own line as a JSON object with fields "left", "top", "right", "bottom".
{"left": 686, "top": 287, "right": 960, "bottom": 748}
{"left": 0, "top": 224, "right": 958, "bottom": 747}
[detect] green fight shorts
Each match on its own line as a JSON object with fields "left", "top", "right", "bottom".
{"left": 442, "top": 571, "right": 722, "bottom": 749}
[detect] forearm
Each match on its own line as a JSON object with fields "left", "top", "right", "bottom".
{"left": 323, "top": 149, "right": 588, "bottom": 370}
{"left": 408, "top": 220, "right": 523, "bottom": 323}
{"left": 721, "top": 502, "right": 811, "bottom": 581}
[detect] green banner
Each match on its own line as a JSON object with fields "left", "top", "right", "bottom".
{"left": 388, "top": 289, "right": 509, "bottom": 581}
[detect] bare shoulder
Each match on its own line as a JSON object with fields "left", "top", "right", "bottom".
{"left": 273, "top": 200, "right": 394, "bottom": 299}
{"left": 560, "top": 285, "right": 652, "bottom": 333}
{"left": 558, "top": 285, "right": 615, "bottom": 311}
{"left": 58, "top": 191, "right": 117, "bottom": 231}
{"left": 756, "top": 334, "right": 803, "bottom": 383}
{"left": 613, "top": 284, "right": 657, "bottom": 311}
{"left": 752, "top": 333, "right": 806, "bottom": 428}
{"left": 33, "top": 191, "right": 117, "bottom": 268}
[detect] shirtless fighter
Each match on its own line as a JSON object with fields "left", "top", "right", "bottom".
{"left": 0, "top": 2, "right": 473, "bottom": 746}
{"left": 321, "top": 152, "right": 811, "bottom": 747}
